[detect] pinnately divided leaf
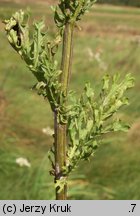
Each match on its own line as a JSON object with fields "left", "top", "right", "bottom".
{"left": 4, "top": 10, "right": 62, "bottom": 112}
{"left": 65, "top": 73, "right": 134, "bottom": 174}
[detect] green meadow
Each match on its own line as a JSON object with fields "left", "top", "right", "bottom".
{"left": 0, "top": 1, "right": 140, "bottom": 199}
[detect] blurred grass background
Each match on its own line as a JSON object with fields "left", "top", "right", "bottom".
{"left": 0, "top": 0, "right": 140, "bottom": 199}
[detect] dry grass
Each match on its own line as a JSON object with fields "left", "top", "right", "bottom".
{"left": 128, "top": 120, "right": 140, "bottom": 141}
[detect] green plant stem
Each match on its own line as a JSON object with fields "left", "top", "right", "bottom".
{"left": 55, "top": 22, "right": 74, "bottom": 200}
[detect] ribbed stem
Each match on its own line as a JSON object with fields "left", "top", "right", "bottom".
{"left": 54, "top": 22, "right": 74, "bottom": 200}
